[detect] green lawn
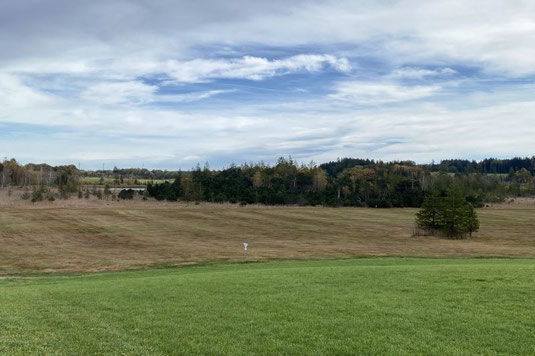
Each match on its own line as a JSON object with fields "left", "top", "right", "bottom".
{"left": 1, "top": 258, "right": 534, "bottom": 355}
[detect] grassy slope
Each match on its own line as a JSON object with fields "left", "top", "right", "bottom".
{"left": 1, "top": 204, "right": 535, "bottom": 274}
{"left": 1, "top": 258, "right": 534, "bottom": 355}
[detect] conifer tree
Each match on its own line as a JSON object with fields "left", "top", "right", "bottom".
{"left": 442, "top": 186, "right": 466, "bottom": 237}
{"left": 415, "top": 189, "right": 442, "bottom": 233}
{"left": 462, "top": 204, "right": 480, "bottom": 238}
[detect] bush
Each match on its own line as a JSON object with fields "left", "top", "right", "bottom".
{"left": 21, "top": 190, "right": 31, "bottom": 200}
{"left": 118, "top": 189, "right": 135, "bottom": 200}
{"left": 31, "top": 187, "right": 44, "bottom": 202}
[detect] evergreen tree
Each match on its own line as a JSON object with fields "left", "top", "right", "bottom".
{"left": 461, "top": 204, "right": 480, "bottom": 238}
{"left": 415, "top": 189, "right": 442, "bottom": 233}
{"left": 441, "top": 186, "right": 467, "bottom": 237}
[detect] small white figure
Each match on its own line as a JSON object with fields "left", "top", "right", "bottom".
{"left": 242, "top": 242, "right": 248, "bottom": 262}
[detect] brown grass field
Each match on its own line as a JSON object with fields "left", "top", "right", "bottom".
{"left": 0, "top": 191, "right": 534, "bottom": 275}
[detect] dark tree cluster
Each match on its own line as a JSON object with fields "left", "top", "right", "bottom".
{"left": 426, "top": 157, "right": 535, "bottom": 174}
{"left": 118, "top": 189, "right": 136, "bottom": 200}
{"left": 145, "top": 157, "right": 532, "bottom": 207}
{"left": 415, "top": 187, "right": 480, "bottom": 238}
{"left": 147, "top": 158, "right": 426, "bottom": 207}
{"left": 146, "top": 177, "right": 182, "bottom": 201}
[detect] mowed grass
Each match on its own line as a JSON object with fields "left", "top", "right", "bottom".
{"left": 0, "top": 203, "right": 535, "bottom": 274}
{"left": 0, "top": 258, "right": 534, "bottom": 355}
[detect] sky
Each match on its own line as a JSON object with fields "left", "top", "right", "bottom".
{"left": 1, "top": 0, "right": 534, "bottom": 170}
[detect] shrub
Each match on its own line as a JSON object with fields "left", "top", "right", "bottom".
{"left": 118, "top": 189, "right": 135, "bottom": 200}
{"left": 21, "top": 190, "right": 31, "bottom": 200}
{"left": 31, "top": 187, "right": 44, "bottom": 202}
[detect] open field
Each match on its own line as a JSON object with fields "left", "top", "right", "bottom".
{"left": 0, "top": 258, "right": 534, "bottom": 354}
{"left": 0, "top": 194, "right": 534, "bottom": 274}
{"left": 1, "top": 193, "right": 534, "bottom": 354}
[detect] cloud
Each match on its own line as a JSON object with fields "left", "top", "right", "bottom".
{"left": 163, "top": 54, "right": 350, "bottom": 83}
{"left": 80, "top": 81, "right": 230, "bottom": 105}
{"left": 329, "top": 82, "right": 441, "bottom": 105}
{"left": 1, "top": 0, "right": 534, "bottom": 168}
{"left": 388, "top": 67, "right": 456, "bottom": 80}
{"left": 4, "top": 96, "right": 535, "bottom": 168}
{"left": 0, "top": 73, "right": 54, "bottom": 109}
{"left": 2, "top": 1, "right": 535, "bottom": 77}
{"left": 214, "top": 0, "right": 535, "bottom": 76}
{"left": 81, "top": 81, "right": 157, "bottom": 105}
{"left": 158, "top": 90, "right": 232, "bottom": 103}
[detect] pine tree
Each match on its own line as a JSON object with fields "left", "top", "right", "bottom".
{"left": 461, "top": 204, "right": 480, "bottom": 237}
{"left": 415, "top": 189, "right": 442, "bottom": 233}
{"left": 441, "top": 186, "right": 466, "bottom": 237}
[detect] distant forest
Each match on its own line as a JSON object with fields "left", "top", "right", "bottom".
{"left": 1, "top": 156, "right": 534, "bottom": 207}
{"left": 145, "top": 157, "right": 534, "bottom": 207}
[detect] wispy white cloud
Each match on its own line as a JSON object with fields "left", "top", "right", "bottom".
{"left": 158, "top": 90, "right": 232, "bottom": 103}
{"left": 329, "top": 82, "right": 441, "bottom": 105}
{"left": 5, "top": 54, "right": 350, "bottom": 83}
{"left": 388, "top": 67, "right": 456, "bottom": 80}
{"left": 81, "top": 81, "right": 157, "bottom": 105}
{"left": 163, "top": 54, "right": 350, "bottom": 83}
{"left": 0, "top": 73, "right": 54, "bottom": 109}
{"left": 80, "top": 81, "right": 230, "bottom": 106}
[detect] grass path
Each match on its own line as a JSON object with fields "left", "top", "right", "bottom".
{"left": 1, "top": 258, "right": 534, "bottom": 354}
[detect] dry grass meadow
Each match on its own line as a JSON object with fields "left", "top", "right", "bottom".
{"left": 0, "top": 189, "right": 534, "bottom": 275}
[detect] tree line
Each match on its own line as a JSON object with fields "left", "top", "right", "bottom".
{"left": 319, "top": 157, "right": 535, "bottom": 176}
{"left": 146, "top": 157, "right": 534, "bottom": 207}
{"left": 2, "top": 156, "right": 534, "bottom": 207}
{"left": 0, "top": 159, "right": 79, "bottom": 190}
{"left": 427, "top": 157, "right": 535, "bottom": 174}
